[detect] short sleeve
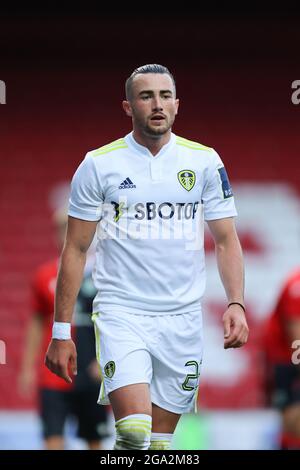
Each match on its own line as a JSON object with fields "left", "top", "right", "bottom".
{"left": 202, "top": 150, "right": 238, "bottom": 221}
{"left": 68, "top": 153, "right": 104, "bottom": 221}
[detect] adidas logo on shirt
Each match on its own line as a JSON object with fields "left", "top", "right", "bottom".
{"left": 119, "top": 177, "right": 136, "bottom": 189}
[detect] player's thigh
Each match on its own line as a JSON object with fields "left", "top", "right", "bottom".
{"left": 93, "top": 311, "right": 153, "bottom": 413}
{"left": 150, "top": 311, "right": 203, "bottom": 416}
{"left": 109, "top": 383, "right": 152, "bottom": 421}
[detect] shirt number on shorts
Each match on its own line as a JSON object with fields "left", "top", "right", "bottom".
{"left": 182, "top": 360, "right": 200, "bottom": 391}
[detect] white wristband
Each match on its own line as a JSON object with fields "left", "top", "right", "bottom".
{"left": 52, "top": 322, "right": 71, "bottom": 340}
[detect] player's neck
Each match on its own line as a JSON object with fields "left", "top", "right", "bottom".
{"left": 132, "top": 130, "right": 171, "bottom": 156}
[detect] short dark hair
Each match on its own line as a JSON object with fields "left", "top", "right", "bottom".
{"left": 125, "top": 64, "right": 176, "bottom": 100}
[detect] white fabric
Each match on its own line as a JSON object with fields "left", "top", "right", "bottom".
{"left": 69, "top": 132, "right": 237, "bottom": 316}
{"left": 150, "top": 432, "right": 173, "bottom": 450}
{"left": 93, "top": 309, "right": 203, "bottom": 414}
{"left": 114, "top": 413, "right": 152, "bottom": 450}
{"left": 52, "top": 321, "right": 71, "bottom": 340}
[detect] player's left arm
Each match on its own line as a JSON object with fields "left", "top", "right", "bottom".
{"left": 286, "top": 320, "right": 300, "bottom": 344}
{"left": 284, "top": 281, "right": 300, "bottom": 345}
{"left": 207, "top": 217, "right": 249, "bottom": 349}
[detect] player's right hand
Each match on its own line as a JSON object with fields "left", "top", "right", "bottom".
{"left": 45, "top": 339, "right": 77, "bottom": 383}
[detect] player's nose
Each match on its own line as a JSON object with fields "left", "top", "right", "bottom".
{"left": 152, "top": 96, "right": 163, "bottom": 111}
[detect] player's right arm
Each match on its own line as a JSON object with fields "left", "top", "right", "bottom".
{"left": 45, "top": 216, "right": 98, "bottom": 383}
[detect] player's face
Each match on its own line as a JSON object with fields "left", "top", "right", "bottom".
{"left": 123, "top": 73, "right": 179, "bottom": 137}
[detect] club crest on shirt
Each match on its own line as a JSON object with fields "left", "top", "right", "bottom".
{"left": 104, "top": 361, "right": 115, "bottom": 378}
{"left": 178, "top": 170, "right": 196, "bottom": 191}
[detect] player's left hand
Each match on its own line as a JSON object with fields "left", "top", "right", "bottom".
{"left": 223, "top": 304, "right": 249, "bottom": 349}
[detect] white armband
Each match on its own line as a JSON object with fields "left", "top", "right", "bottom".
{"left": 52, "top": 322, "right": 71, "bottom": 340}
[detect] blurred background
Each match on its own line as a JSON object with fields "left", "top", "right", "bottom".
{"left": 0, "top": 6, "right": 300, "bottom": 450}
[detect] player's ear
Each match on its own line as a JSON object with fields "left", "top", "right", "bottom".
{"left": 175, "top": 98, "right": 179, "bottom": 115}
{"left": 122, "top": 100, "right": 132, "bottom": 117}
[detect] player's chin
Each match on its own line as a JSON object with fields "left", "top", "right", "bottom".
{"left": 147, "top": 123, "right": 170, "bottom": 135}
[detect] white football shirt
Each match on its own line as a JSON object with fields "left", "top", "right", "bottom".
{"left": 69, "top": 132, "right": 237, "bottom": 315}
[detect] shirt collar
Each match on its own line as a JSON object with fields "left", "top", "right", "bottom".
{"left": 125, "top": 131, "right": 176, "bottom": 158}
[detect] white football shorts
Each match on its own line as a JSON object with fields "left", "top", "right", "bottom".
{"left": 92, "top": 309, "right": 203, "bottom": 414}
